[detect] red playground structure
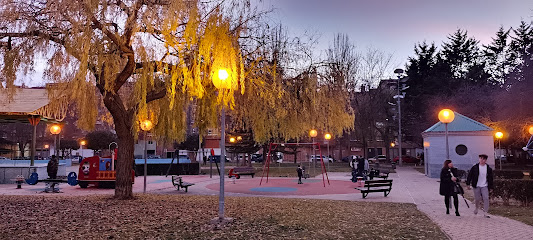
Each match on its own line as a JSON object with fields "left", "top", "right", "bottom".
{"left": 78, "top": 149, "right": 135, "bottom": 188}
{"left": 260, "top": 142, "right": 330, "bottom": 187}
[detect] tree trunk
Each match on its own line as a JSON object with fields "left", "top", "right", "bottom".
{"left": 114, "top": 120, "right": 135, "bottom": 199}
{"left": 103, "top": 92, "right": 135, "bottom": 199}
{"left": 18, "top": 143, "right": 25, "bottom": 157}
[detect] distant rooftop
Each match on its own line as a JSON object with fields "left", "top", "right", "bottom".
{"left": 424, "top": 111, "right": 493, "bottom": 133}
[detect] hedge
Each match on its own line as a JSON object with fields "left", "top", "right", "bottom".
{"left": 491, "top": 179, "right": 533, "bottom": 206}
{"left": 493, "top": 170, "right": 525, "bottom": 179}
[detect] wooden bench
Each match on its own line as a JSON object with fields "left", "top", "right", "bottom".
{"left": 171, "top": 176, "right": 194, "bottom": 192}
{"left": 369, "top": 169, "right": 390, "bottom": 180}
{"left": 355, "top": 179, "right": 393, "bottom": 198}
{"left": 229, "top": 167, "right": 255, "bottom": 179}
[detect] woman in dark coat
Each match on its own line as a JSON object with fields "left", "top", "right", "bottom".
{"left": 440, "top": 159, "right": 460, "bottom": 216}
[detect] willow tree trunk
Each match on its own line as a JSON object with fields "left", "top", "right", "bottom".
{"left": 103, "top": 92, "right": 135, "bottom": 199}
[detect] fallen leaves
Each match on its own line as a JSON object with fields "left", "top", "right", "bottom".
{"left": 0, "top": 195, "right": 447, "bottom": 239}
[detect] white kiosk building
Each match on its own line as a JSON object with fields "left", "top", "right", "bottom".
{"left": 421, "top": 112, "right": 495, "bottom": 178}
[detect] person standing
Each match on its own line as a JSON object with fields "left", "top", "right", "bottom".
{"left": 466, "top": 154, "right": 494, "bottom": 218}
{"left": 297, "top": 165, "right": 304, "bottom": 184}
{"left": 440, "top": 160, "right": 460, "bottom": 216}
{"left": 46, "top": 155, "right": 59, "bottom": 193}
{"left": 47, "top": 155, "right": 58, "bottom": 179}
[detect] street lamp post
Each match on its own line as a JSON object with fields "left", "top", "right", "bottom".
{"left": 212, "top": 68, "right": 233, "bottom": 222}
{"left": 80, "top": 140, "right": 86, "bottom": 158}
{"left": 140, "top": 119, "right": 153, "bottom": 194}
{"left": 495, "top": 132, "right": 503, "bottom": 170}
{"left": 438, "top": 109, "right": 455, "bottom": 159}
{"left": 393, "top": 69, "right": 404, "bottom": 166}
{"left": 44, "top": 144, "right": 49, "bottom": 159}
{"left": 325, "top": 133, "right": 331, "bottom": 170}
{"left": 50, "top": 125, "right": 62, "bottom": 157}
{"left": 309, "top": 129, "right": 318, "bottom": 174}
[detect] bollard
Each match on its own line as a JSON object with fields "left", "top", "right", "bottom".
{"left": 16, "top": 175, "right": 24, "bottom": 189}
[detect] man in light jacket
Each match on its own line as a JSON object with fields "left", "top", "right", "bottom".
{"left": 466, "top": 154, "right": 494, "bottom": 218}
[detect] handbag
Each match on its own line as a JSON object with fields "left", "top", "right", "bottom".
{"left": 449, "top": 168, "right": 470, "bottom": 208}
{"left": 453, "top": 182, "right": 464, "bottom": 195}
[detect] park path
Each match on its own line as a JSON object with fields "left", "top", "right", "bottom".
{"left": 393, "top": 167, "right": 533, "bottom": 240}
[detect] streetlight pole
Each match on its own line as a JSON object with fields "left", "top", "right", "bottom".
{"left": 50, "top": 124, "right": 62, "bottom": 158}
{"left": 212, "top": 68, "right": 232, "bottom": 223}
{"left": 495, "top": 132, "right": 503, "bottom": 170}
{"left": 219, "top": 106, "right": 226, "bottom": 220}
{"left": 325, "top": 133, "right": 331, "bottom": 171}
{"left": 438, "top": 109, "right": 455, "bottom": 159}
{"left": 309, "top": 129, "right": 317, "bottom": 175}
{"left": 140, "top": 120, "right": 153, "bottom": 194}
{"left": 394, "top": 69, "right": 404, "bottom": 166}
{"left": 80, "top": 140, "right": 86, "bottom": 158}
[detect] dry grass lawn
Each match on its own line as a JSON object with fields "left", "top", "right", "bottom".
{"left": 0, "top": 195, "right": 447, "bottom": 240}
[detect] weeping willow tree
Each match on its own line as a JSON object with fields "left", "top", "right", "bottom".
{"left": 0, "top": 0, "right": 354, "bottom": 199}
{"left": 230, "top": 24, "right": 354, "bottom": 143}
{"left": 0, "top": 0, "right": 250, "bottom": 199}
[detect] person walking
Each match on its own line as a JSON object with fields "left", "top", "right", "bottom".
{"left": 440, "top": 160, "right": 460, "bottom": 216}
{"left": 466, "top": 154, "right": 494, "bottom": 218}
{"left": 350, "top": 156, "right": 358, "bottom": 182}
{"left": 297, "top": 165, "right": 304, "bottom": 184}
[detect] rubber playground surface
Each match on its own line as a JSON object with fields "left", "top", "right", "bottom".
{"left": 205, "top": 177, "right": 360, "bottom": 196}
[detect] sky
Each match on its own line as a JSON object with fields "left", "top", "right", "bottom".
{"left": 19, "top": 0, "right": 533, "bottom": 86}
{"left": 253, "top": 0, "right": 533, "bottom": 77}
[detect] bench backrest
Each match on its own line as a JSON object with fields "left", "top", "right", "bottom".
{"left": 234, "top": 167, "right": 255, "bottom": 172}
{"left": 364, "top": 180, "right": 392, "bottom": 188}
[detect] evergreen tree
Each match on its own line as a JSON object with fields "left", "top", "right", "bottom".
{"left": 483, "top": 26, "right": 511, "bottom": 85}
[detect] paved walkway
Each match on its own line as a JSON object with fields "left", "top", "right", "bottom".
{"left": 0, "top": 166, "right": 532, "bottom": 239}
{"left": 394, "top": 167, "right": 533, "bottom": 240}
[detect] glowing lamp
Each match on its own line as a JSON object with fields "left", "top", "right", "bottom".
{"left": 140, "top": 119, "right": 153, "bottom": 131}
{"left": 80, "top": 140, "right": 86, "bottom": 146}
{"left": 324, "top": 133, "right": 332, "bottom": 140}
{"left": 236, "top": 136, "right": 242, "bottom": 141}
{"left": 212, "top": 68, "right": 234, "bottom": 90}
{"left": 50, "top": 125, "right": 61, "bottom": 135}
{"left": 529, "top": 126, "right": 533, "bottom": 135}
{"left": 438, "top": 109, "right": 455, "bottom": 124}
{"left": 44, "top": 144, "right": 49, "bottom": 149}
{"left": 495, "top": 132, "right": 503, "bottom": 139}
{"left": 391, "top": 143, "right": 395, "bottom": 147}
{"left": 309, "top": 129, "right": 317, "bottom": 138}
{"left": 229, "top": 137, "right": 236, "bottom": 143}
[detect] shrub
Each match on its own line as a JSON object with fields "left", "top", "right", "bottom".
{"left": 492, "top": 179, "right": 533, "bottom": 206}
{"left": 493, "top": 170, "right": 524, "bottom": 179}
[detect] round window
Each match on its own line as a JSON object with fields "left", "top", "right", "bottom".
{"left": 455, "top": 144, "right": 468, "bottom": 156}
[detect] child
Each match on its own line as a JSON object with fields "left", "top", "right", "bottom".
{"left": 297, "top": 165, "right": 304, "bottom": 184}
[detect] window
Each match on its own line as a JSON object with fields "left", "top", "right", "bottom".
{"left": 455, "top": 144, "right": 468, "bottom": 156}
{"left": 148, "top": 141, "right": 153, "bottom": 144}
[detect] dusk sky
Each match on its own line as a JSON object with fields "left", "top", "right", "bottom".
{"left": 255, "top": 0, "right": 533, "bottom": 76}
{"left": 20, "top": 1, "right": 533, "bottom": 86}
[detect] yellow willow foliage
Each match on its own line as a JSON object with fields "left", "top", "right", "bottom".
{"left": 230, "top": 67, "right": 354, "bottom": 143}
{"left": 150, "top": 91, "right": 188, "bottom": 143}
{"left": 0, "top": 0, "right": 353, "bottom": 146}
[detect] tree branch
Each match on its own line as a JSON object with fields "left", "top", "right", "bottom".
{"left": 123, "top": 0, "right": 144, "bottom": 45}
{"left": 146, "top": 87, "right": 167, "bottom": 103}
{"left": 81, "top": 2, "right": 131, "bottom": 54}
{"left": 135, "top": 61, "right": 177, "bottom": 72}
